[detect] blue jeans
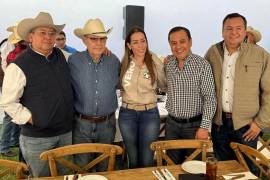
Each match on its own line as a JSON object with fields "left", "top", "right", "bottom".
{"left": 119, "top": 107, "right": 160, "bottom": 168}
{"left": 211, "top": 117, "right": 258, "bottom": 175}
{"left": 20, "top": 131, "right": 72, "bottom": 177}
{"left": 0, "top": 112, "right": 20, "bottom": 153}
{"left": 165, "top": 115, "right": 201, "bottom": 164}
{"left": 73, "top": 114, "right": 116, "bottom": 172}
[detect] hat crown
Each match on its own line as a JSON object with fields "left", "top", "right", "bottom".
{"left": 17, "top": 11, "right": 65, "bottom": 40}
{"left": 74, "top": 18, "right": 112, "bottom": 38}
{"left": 34, "top": 12, "right": 54, "bottom": 25}
{"left": 83, "top": 18, "right": 106, "bottom": 35}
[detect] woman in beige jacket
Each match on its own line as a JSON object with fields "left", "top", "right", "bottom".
{"left": 119, "top": 27, "right": 166, "bottom": 168}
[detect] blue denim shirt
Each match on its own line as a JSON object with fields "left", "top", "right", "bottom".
{"left": 63, "top": 45, "right": 77, "bottom": 54}
{"left": 68, "top": 50, "right": 120, "bottom": 116}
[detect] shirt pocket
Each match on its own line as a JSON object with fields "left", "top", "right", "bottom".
{"left": 242, "top": 62, "right": 262, "bottom": 86}
{"left": 243, "top": 62, "right": 262, "bottom": 77}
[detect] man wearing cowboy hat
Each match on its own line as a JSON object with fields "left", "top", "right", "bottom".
{"left": 246, "top": 26, "right": 262, "bottom": 45}
{"left": 205, "top": 13, "right": 270, "bottom": 174}
{"left": 0, "top": 12, "right": 74, "bottom": 177}
{"left": 68, "top": 18, "right": 120, "bottom": 171}
{"left": 0, "top": 23, "right": 26, "bottom": 158}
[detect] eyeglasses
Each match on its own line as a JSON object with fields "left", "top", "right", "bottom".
{"left": 32, "top": 30, "right": 57, "bottom": 37}
{"left": 84, "top": 36, "right": 107, "bottom": 43}
{"left": 56, "top": 38, "right": 66, "bottom": 41}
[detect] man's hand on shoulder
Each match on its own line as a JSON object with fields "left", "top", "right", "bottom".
{"left": 164, "top": 55, "right": 174, "bottom": 64}
{"left": 103, "top": 47, "right": 112, "bottom": 56}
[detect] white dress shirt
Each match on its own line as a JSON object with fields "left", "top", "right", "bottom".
{"left": 222, "top": 44, "right": 239, "bottom": 113}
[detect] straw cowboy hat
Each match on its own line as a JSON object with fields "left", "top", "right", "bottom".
{"left": 17, "top": 12, "right": 65, "bottom": 40}
{"left": 74, "top": 18, "right": 112, "bottom": 38}
{"left": 7, "top": 21, "right": 20, "bottom": 32}
{"left": 7, "top": 21, "right": 23, "bottom": 44}
{"left": 246, "top": 26, "right": 262, "bottom": 43}
{"left": 7, "top": 30, "right": 23, "bottom": 44}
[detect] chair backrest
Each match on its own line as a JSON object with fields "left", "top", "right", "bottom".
{"left": 0, "top": 159, "right": 28, "bottom": 179}
{"left": 257, "top": 136, "right": 270, "bottom": 158}
{"left": 40, "top": 143, "right": 123, "bottom": 176}
{"left": 230, "top": 142, "right": 270, "bottom": 178}
{"left": 150, "top": 139, "right": 212, "bottom": 166}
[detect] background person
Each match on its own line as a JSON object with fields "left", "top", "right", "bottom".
{"left": 245, "top": 26, "right": 262, "bottom": 45}
{"left": 55, "top": 31, "right": 77, "bottom": 54}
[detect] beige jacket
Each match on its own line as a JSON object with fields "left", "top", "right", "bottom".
{"left": 205, "top": 41, "right": 270, "bottom": 130}
{"left": 121, "top": 53, "right": 166, "bottom": 105}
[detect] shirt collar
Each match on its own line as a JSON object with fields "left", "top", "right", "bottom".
{"left": 29, "top": 44, "right": 53, "bottom": 58}
{"left": 223, "top": 42, "right": 240, "bottom": 56}
{"left": 172, "top": 51, "right": 193, "bottom": 64}
{"left": 85, "top": 49, "right": 104, "bottom": 64}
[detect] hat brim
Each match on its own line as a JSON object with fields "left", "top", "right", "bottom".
{"left": 74, "top": 27, "right": 112, "bottom": 39}
{"left": 247, "top": 29, "right": 262, "bottom": 43}
{"left": 7, "top": 25, "right": 16, "bottom": 32}
{"left": 17, "top": 18, "right": 65, "bottom": 40}
{"left": 7, "top": 33, "right": 22, "bottom": 44}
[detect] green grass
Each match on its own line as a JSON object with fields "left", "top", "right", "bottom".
{"left": 0, "top": 123, "right": 19, "bottom": 180}
{"left": 0, "top": 147, "right": 19, "bottom": 180}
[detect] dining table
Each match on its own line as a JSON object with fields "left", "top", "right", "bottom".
{"left": 28, "top": 160, "right": 248, "bottom": 180}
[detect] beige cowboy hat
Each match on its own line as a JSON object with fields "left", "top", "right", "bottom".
{"left": 246, "top": 26, "right": 262, "bottom": 43}
{"left": 17, "top": 12, "right": 65, "bottom": 40}
{"left": 74, "top": 18, "right": 112, "bottom": 38}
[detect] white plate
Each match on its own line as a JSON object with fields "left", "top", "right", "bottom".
{"left": 78, "top": 175, "right": 108, "bottom": 180}
{"left": 181, "top": 160, "right": 206, "bottom": 174}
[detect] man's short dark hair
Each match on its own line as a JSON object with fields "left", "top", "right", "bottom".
{"left": 222, "top": 13, "right": 247, "bottom": 29}
{"left": 168, "top": 26, "right": 191, "bottom": 41}
{"left": 59, "top": 31, "right": 66, "bottom": 37}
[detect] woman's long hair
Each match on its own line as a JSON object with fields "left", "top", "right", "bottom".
{"left": 119, "top": 26, "right": 155, "bottom": 87}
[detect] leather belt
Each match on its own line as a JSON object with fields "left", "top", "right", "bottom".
{"left": 122, "top": 102, "right": 157, "bottom": 111}
{"left": 77, "top": 112, "right": 114, "bottom": 123}
{"left": 169, "top": 114, "right": 202, "bottom": 123}
{"left": 223, "top": 112, "right": 232, "bottom": 119}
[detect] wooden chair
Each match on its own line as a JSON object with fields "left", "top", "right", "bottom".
{"left": 257, "top": 136, "right": 270, "bottom": 157}
{"left": 0, "top": 159, "right": 28, "bottom": 179}
{"left": 150, "top": 139, "right": 212, "bottom": 166}
{"left": 230, "top": 142, "right": 270, "bottom": 178}
{"left": 40, "top": 143, "right": 123, "bottom": 177}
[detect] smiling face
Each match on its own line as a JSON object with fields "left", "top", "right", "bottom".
{"left": 83, "top": 35, "right": 107, "bottom": 60}
{"left": 127, "top": 32, "right": 147, "bottom": 59}
{"left": 28, "top": 26, "right": 57, "bottom": 56}
{"left": 222, "top": 17, "right": 246, "bottom": 51}
{"left": 169, "top": 30, "right": 192, "bottom": 61}
{"left": 55, "top": 34, "right": 66, "bottom": 49}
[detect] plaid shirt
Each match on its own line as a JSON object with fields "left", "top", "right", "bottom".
{"left": 165, "top": 53, "right": 216, "bottom": 129}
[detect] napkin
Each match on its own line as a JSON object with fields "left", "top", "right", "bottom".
{"left": 222, "top": 171, "right": 257, "bottom": 180}
{"left": 179, "top": 173, "right": 206, "bottom": 180}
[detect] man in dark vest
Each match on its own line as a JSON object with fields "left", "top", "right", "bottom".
{"left": 0, "top": 12, "right": 74, "bottom": 177}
